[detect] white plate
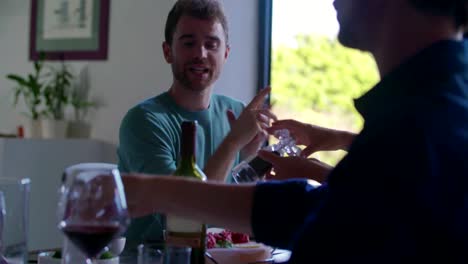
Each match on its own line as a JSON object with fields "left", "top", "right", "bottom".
{"left": 206, "top": 244, "right": 272, "bottom": 264}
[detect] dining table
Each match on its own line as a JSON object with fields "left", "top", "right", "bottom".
{"left": 117, "top": 248, "right": 291, "bottom": 264}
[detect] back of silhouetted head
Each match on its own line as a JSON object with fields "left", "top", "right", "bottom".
{"left": 164, "top": 0, "right": 229, "bottom": 45}
{"left": 409, "top": 0, "right": 468, "bottom": 29}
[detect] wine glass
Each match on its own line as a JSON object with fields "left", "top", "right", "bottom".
{"left": 58, "top": 165, "right": 129, "bottom": 264}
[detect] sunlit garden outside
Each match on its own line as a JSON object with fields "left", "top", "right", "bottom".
{"left": 271, "top": 0, "right": 379, "bottom": 165}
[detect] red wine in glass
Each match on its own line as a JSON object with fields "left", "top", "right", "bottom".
{"left": 58, "top": 166, "right": 129, "bottom": 264}
{"left": 60, "top": 222, "right": 120, "bottom": 258}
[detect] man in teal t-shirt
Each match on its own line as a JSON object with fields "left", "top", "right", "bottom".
{"left": 119, "top": 92, "right": 244, "bottom": 177}
{"left": 117, "top": 0, "right": 275, "bottom": 252}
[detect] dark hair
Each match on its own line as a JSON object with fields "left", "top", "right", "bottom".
{"left": 164, "top": 0, "right": 229, "bottom": 45}
{"left": 409, "top": 0, "right": 468, "bottom": 28}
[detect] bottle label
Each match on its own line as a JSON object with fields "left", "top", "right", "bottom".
{"left": 166, "top": 215, "right": 203, "bottom": 248}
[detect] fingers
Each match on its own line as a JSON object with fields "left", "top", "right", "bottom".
{"left": 246, "top": 87, "right": 271, "bottom": 110}
{"left": 249, "top": 132, "right": 268, "bottom": 153}
{"left": 271, "top": 119, "right": 295, "bottom": 126}
{"left": 256, "top": 109, "right": 277, "bottom": 131}
{"left": 250, "top": 131, "right": 265, "bottom": 142}
{"left": 266, "top": 120, "right": 299, "bottom": 135}
{"left": 300, "top": 145, "right": 315, "bottom": 158}
{"left": 257, "top": 109, "right": 277, "bottom": 122}
{"left": 237, "top": 107, "right": 276, "bottom": 133}
{"left": 270, "top": 119, "right": 302, "bottom": 131}
{"left": 227, "top": 89, "right": 276, "bottom": 148}
{"left": 254, "top": 130, "right": 268, "bottom": 144}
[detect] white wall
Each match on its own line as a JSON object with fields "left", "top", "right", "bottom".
{"left": 0, "top": 1, "right": 33, "bottom": 135}
{"left": 0, "top": 0, "right": 259, "bottom": 146}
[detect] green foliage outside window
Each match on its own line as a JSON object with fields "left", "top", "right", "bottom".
{"left": 271, "top": 35, "right": 379, "bottom": 164}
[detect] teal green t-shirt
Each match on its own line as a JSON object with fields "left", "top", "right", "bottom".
{"left": 117, "top": 91, "right": 244, "bottom": 251}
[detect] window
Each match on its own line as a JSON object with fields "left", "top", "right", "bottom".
{"left": 260, "top": 0, "right": 379, "bottom": 165}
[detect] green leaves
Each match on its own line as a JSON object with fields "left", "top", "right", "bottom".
{"left": 43, "top": 61, "right": 74, "bottom": 120}
{"left": 5, "top": 57, "right": 46, "bottom": 120}
{"left": 271, "top": 35, "right": 380, "bottom": 165}
{"left": 216, "top": 239, "right": 233, "bottom": 248}
{"left": 272, "top": 35, "right": 379, "bottom": 123}
{"left": 6, "top": 74, "right": 28, "bottom": 87}
{"left": 5, "top": 56, "right": 75, "bottom": 120}
{"left": 70, "top": 92, "right": 98, "bottom": 122}
{"left": 6, "top": 56, "right": 99, "bottom": 122}
{"left": 99, "top": 251, "right": 114, "bottom": 259}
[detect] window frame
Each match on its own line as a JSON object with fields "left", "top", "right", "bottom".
{"left": 257, "top": 0, "right": 273, "bottom": 106}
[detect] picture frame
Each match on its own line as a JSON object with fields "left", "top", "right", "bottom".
{"left": 29, "top": 0, "right": 110, "bottom": 61}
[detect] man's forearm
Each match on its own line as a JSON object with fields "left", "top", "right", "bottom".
{"left": 338, "top": 130, "right": 357, "bottom": 150}
{"left": 123, "top": 174, "right": 255, "bottom": 234}
{"left": 329, "top": 129, "right": 356, "bottom": 151}
{"left": 203, "top": 134, "right": 241, "bottom": 181}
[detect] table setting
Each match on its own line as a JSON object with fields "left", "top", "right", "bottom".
{"left": 0, "top": 162, "right": 290, "bottom": 264}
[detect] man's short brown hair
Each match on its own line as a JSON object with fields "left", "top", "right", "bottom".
{"left": 409, "top": 0, "right": 468, "bottom": 28}
{"left": 164, "top": 0, "right": 229, "bottom": 45}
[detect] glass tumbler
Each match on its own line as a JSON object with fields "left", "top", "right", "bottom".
{"left": 0, "top": 178, "right": 30, "bottom": 264}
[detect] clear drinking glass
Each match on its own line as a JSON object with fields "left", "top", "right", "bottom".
{"left": 163, "top": 246, "right": 191, "bottom": 264}
{"left": 0, "top": 191, "right": 6, "bottom": 264}
{"left": 137, "top": 243, "right": 164, "bottom": 264}
{"left": 57, "top": 165, "right": 129, "bottom": 264}
{"left": 0, "top": 178, "right": 30, "bottom": 264}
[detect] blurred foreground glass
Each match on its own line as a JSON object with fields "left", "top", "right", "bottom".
{"left": 0, "top": 178, "right": 30, "bottom": 264}
{"left": 163, "top": 246, "right": 191, "bottom": 264}
{"left": 137, "top": 243, "right": 164, "bottom": 264}
{"left": 59, "top": 164, "right": 118, "bottom": 264}
{"left": 57, "top": 164, "right": 129, "bottom": 264}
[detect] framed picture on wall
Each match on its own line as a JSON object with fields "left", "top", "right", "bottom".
{"left": 29, "top": 0, "right": 110, "bottom": 60}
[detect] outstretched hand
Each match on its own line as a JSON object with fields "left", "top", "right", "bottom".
{"left": 258, "top": 150, "right": 332, "bottom": 183}
{"left": 268, "top": 119, "right": 355, "bottom": 157}
{"left": 227, "top": 87, "right": 277, "bottom": 157}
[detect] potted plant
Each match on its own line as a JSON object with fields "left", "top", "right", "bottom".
{"left": 42, "top": 61, "right": 74, "bottom": 139}
{"left": 67, "top": 67, "right": 98, "bottom": 138}
{"left": 67, "top": 92, "right": 98, "bottom": 138}
{"left": 6, "top": 55, "right": 47, "bottom": 138}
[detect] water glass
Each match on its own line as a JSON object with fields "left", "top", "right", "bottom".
{"left": 137, "top": 243, "right": 164, "bottom": 264}
{"left": 163, "top": 246, "right": 191, "bottom": 264}
{"left": 0, "top": 178, "right": 30, "bottom": 264}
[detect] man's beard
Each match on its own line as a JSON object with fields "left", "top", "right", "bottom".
{"left": 172, "top": 64, "right": 213, "bottom": 92}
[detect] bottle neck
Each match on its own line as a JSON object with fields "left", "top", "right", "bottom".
{"left": 179, "top": 121, "right": 197, "bottom": 168}
{"left": 179, "top": 155, "right": 196, "bottom": 169}
{"left": 180, "top": 136, "right": 195, "bottom": 161}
